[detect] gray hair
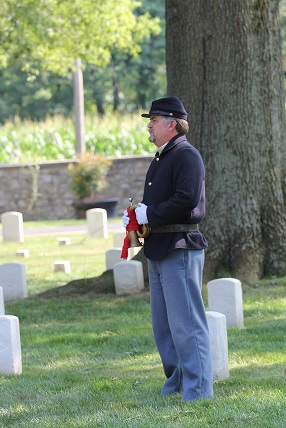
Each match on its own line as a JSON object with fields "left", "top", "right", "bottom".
{"left": 164, "top": 117, "right": 189, "bottom": 135}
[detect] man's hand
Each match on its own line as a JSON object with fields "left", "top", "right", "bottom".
{"left": 122, "top": 210, "right": 130, "bottom": 228}
{"left": 135, "top": 203, "right": 148, "bottom": 224}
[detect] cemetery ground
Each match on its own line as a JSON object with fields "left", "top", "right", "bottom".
{"left": 0, "top": 219, "right": 285, "bottom": 428}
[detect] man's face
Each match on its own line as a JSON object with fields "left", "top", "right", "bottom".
{"left": 147, "top": 115, "right": 171, "bottom": 147}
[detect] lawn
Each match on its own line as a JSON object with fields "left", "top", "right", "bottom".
{"left": 0, "top": 220, "right": 285, "bottom": 427}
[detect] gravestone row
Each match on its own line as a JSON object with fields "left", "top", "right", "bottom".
{"left": 0, "top": 208, "right": 112, "bottom": 376}
{"left": 1, "top": 209, "right": 111, "bottom": 242}
{"left": 0, "top": 209, "right": 243, "bottom": 382}
{"left": 0, "top": 287, "right": 22, "bottom": 375}
{"left": 0, "top": 211, "right": 26, "bottom": 375}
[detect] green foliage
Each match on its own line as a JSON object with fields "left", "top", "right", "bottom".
{"left": 0, "top": 114, "right": 154, "bottom": 163}
{"left": 0, "top": 0, "right": 161, "bottom": 75}
{"left": 0, "top": 62, "right": 73, "bottom": 122}
{"left": 0, "top": 0, "right": 166, "bottom": 122}
{"left": 68, "top": 152, "right": 112, "bottom": 199}
{"left": 0, "top": 116, "right": 75, "bottom": 163}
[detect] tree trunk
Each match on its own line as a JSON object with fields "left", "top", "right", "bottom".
{"left": 89, "top": 66, "right": 106, "bottom": 115}
{"left": 111, "top": 54, "right": 121, "bottom": 112}
{"left": 166, "top": 0, "right": 286, "bottom": 280}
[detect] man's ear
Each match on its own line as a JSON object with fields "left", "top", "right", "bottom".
{"left": 169, "top": 120, "right": 177, "bottom": 130}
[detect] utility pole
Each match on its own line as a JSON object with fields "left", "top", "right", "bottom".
{"left": 74, "top": 58, "right": 85, "bottom": 155}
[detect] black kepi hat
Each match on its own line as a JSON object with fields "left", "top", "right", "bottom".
{"left": 141, "top": 96, "right": 188, "bottom": 120}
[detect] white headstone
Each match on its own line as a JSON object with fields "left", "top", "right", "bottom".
{"left": 86, "top": 208, "right": 108, "bottom": 238}
{"left": 0, "top": 263, "right": 27, "bottom": 302}
{"left": 128, "top": 247, "right": 141, "bottom": 258}
{"left": 105, "top": 247, "right": 142, "bottom": 270}
{"left": 206, "top": 311, "right": 229, "bottom": 381}
{"left": 0, "top": 315, "right": 22, "bottom": 375}
{"left": 113, "top": 231, "right": 126, "bottom": 248}
{"left": 16, "top": 249, "right": 29, "bottom": 258}
{"left": 106, "top": 249, "right": 124, "bottom": 270}
{"left": 207, "top": 278, "right": 244, "bottom": 328}
{"left": 57, "top": 238, "right": 71, "bottom": 246}
{"left": 1, "top": 211, "right": 24, "bottom": 242}
{"left": 0, "top": 287, "right": 5, "bottom": 315}
{"left": 113, "top": 260, "right": 144, "bottom": 295}
{"left": 54, "top": 261, "right": 71, "bottom": 274}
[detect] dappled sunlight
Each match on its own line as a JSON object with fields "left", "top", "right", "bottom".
{"left": 1, "top": 221, "right": 286, "bottom": 426}
{"left": 229, "top": 357, "right": 286, "bottom": 373}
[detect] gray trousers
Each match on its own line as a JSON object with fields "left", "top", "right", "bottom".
{"left": 148, "top": 249, "right": 213, "bottom": 401}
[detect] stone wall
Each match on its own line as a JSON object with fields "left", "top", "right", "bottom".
{"left": 0, "top": 155, "right": 153, "bottom": 221}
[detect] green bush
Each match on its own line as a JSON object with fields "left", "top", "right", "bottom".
{"left": 67, "top": 152, "right": 112, "bottom": 199}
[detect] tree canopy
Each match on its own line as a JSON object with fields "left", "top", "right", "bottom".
{"left": 0, "top": 0, "right": 165, "bottom": 121}
{"left": 0, "top": 0, "right": 160, "bottom": 75}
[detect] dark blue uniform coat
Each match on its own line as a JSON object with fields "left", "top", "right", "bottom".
{"left": 142, "top": 134, "right": 208, "bottom": 260}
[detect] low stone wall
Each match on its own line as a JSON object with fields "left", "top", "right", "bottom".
{"left": 0, "top": 155, "right": 153, "bottom": 221}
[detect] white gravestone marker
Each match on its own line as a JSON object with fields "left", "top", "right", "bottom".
{"left": 86, "top": 208, "right": 108, "bottom": 238}
{"left": 128, "top": 247, "right": 141, "bottom": 258}
{"left": 113, "top": 260, "right": 144, "bottom": 295}
{"left": 54, "top": 261, "right": 71, "bottom": 274}
{"left": 106, "top": 249, "right": 124, "bottom": 270}
{"left": 207, "top": 278, "right": 244, "bottom": 328}
{"left": 57, "top": 238, "right": 71, "bottom": 246}
{"left": 0, "top": 287, "right": 5, "bottom": 315}
{"left": 113, "top": 231, "right": 126, "bottom": 248}
{"left": 206, "top": 311, "right": 229, "bottom": 381}
{"left": 1, "top": 211, "right": 24, "bottom": 242}
{"left": 0, "top": 315, "right": 22, "bottom": 375}
{"left": 106, "top": 248, "right": 141, "bottom": 270}
{"left": 0, "top": 263, "right": 27, "bottom": 302}
{"left": 16, "top": 249, "right": 29, "bottom": 258}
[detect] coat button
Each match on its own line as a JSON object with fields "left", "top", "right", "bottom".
{"left": 148, "top": 182, "right": 152, "bottom": 186}
{"left": 156, "top": 157, "right": 159, "bottom": 161}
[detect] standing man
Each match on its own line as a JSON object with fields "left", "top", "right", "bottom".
{"left": 123, "top": 96, "right": 213, "bottom": 401}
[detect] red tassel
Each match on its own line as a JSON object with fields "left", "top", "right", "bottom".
{"left": 120, "top": 207, "right": 141, "bottom": 259}
{"left": 120, "top": 233, "right": 130, "bottom": 259}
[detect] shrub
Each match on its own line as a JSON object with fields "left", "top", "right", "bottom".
{"left": 68, "top": 151, "right": 112, "bottom": 199}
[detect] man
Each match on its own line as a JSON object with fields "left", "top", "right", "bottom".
{"left": 123, "top": 96, "right": 213, "bottom": 401}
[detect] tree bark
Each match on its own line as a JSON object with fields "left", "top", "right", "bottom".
{"left": 166, "top": 0, "right": 286, "bottom": 280}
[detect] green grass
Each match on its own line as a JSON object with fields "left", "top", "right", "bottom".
{"left": 0, "top": 220, "right": 286, "bottom": 427}
{"left": 18, "top": 219, "right": 88, "bottom": 229}
{"left": 0, "top": 228, "right": 112, "bottom": 295}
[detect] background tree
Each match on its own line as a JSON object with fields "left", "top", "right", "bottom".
{"left": 2, "top": 1, "right": 286, "bottom": 124}
{"left": 166, "top": 0, "right": 286, "bottom": 280}
{"left": 1, "top": 0, "right": 160, "bottom": 74}
{"left": 280, "top": 0, "right": 286, "bottom": 75}
{"left": 0, "top": 61, "right": 73, "bottom": 120}
{"left": 0, "top": 0, "right": 165, "bottom": 122}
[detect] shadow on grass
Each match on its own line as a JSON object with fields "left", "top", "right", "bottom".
{"left": 35, "top": 250, "right": 150, "bottom": 299}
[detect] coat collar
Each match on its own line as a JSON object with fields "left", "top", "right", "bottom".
{"left": 156, "top": 134, "right": 187, "bottom": 157}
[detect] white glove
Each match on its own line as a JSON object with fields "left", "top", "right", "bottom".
{"left": 122, "top": 209, "right": 130, "bottom": 228}
{"left": 135, "top": 202, "right": 148, "bottom": 225}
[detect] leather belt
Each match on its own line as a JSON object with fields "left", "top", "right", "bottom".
{"left": 151, "top": 224, "right": 199, "bottom": 233}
